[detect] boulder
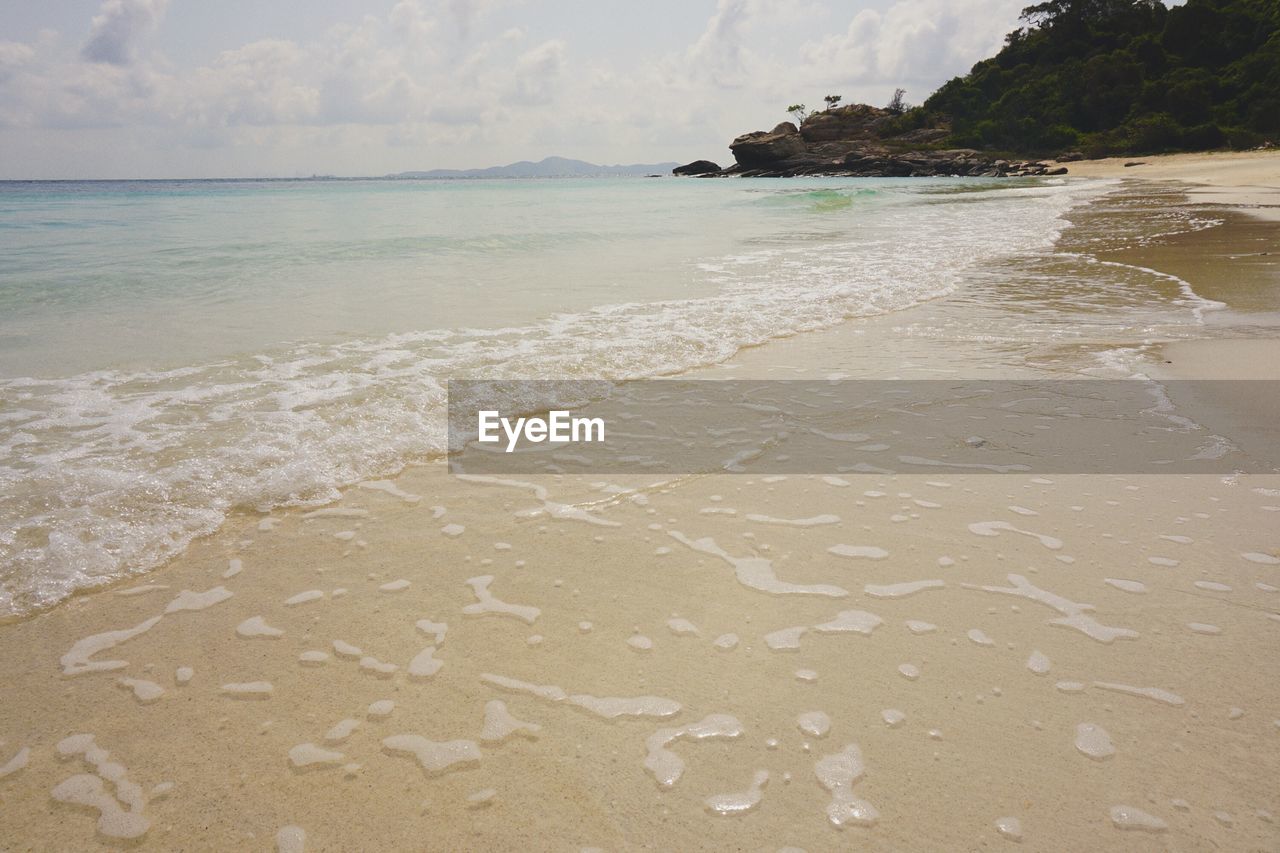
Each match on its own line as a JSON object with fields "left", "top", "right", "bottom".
{"left": 729, "top": 126, "right": 806, "bottom": 168}
{"left": 798, "top": 104, "right": 892, "bottom": 143}
{"left": 672, "top": 160, "right": 722, "bottom": 176}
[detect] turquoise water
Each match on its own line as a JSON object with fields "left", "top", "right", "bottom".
{"left": 0, "top": 175, "right": 1102, "bottom": 616}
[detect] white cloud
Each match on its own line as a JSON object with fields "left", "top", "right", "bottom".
{"left": 0, "top": 0, "right": 1030, "bottom": 176}
{"left": 81, "top": 0, "right": 169, "bottom": 66}
{"left": 798, "top": 0, "right": 1023, "bottom": 94}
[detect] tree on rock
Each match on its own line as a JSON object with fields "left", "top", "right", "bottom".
{"left": 824, "top": 94, "right": 843, "bottom": 109}
{"left": 886, "top": 88, "right": 908, "bottom": 114}
{"left": 786, "top": 103, "right": 809, "bottom": 125}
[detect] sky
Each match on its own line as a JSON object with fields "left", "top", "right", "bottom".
{"left": 0, "top": 0, "right": 1039, "bottom": 179}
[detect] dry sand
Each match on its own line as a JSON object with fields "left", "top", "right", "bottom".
{"left": 0, "top": 153, "right": 1277, "bottom": 852}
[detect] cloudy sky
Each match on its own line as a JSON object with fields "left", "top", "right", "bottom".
{"left": 0, "top": 0, "right": 1032, "bottom": 179}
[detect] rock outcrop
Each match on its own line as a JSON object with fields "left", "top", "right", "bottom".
{"left": 692, "top": 104, "right": 1069, "bottom": 178}
{"left": 672, "top": 159, "right": 722, "bottom": 176}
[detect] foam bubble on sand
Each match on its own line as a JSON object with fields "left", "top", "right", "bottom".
{"left": 705, "top": 769, "right": 769, "bottom": 816}
{"left": 480, "top": 700, "right": 541, "bottom": 742}
{"left": 409, "top": 647, "right": 443, "bottom": 679}
{"left": 1187, "top": 622, "right": 1222, "bottom": 635}
{"left": 358, "top": 480, "right": 421, "bottom": 503}
{"left": 1110, "top": 805, "right": 1167, "bottom": 832}
{"left": 968, "top": 521, "right": 1063, "bottom": 550}
{"left": 379, "top": 579, "right": 410, "bottom": 592}
{"left": 458, "top": 475, "right": 625, "bottom": 528}
{"left": 745, "top": 513, "right": 840, "bottom": 527}
{"left": 1027, "top": 651, "right": 1051, "bottom": 675}
{"left": 1193, "top": 581, "right": 1232, "bottom": 592}
{"left": 828, "top": 544, "right": 889, "bottom": 560}
{"left": 61, "top": 616, "right": 162, "bottom": 676}
{"left": 462, "top": 575, "right": 541, "bottom": 623}
{"left": 881, "top": 709, "right": 905, "bottom": 728}
{"left": 765, "top": 626, "right": 807, "bottom": 651}
{"left": 359, "top": 656, "right": 398, "bottom": 676}
{"left": 1074, "top": 723, "right": 1115, "bottom": 760}
{"left": 968, "top": 574, "right": 1138, "bottom": 643}
{"left": 51, "top": 774, "right": 151, "bottom": 840}
{"left": 223, "top": 558, "right": 243, "bottom": 579}
{"left": 1148, "top": 556, "right": 1180, "bottom": 567}
{"left": 299, "top": 651, "right": 329, "bottom": 666}
{"left": 415, "top": 619, "right": 448, "bottom": 645}
{"left": 967, "top": 629, "right": 994, "bottom": 647}
{"left": 332, "top": 640, "right": 363, "bottom": 659}
{"left": 258, "top": 518, "right": 278, "bottom": 532}
{"left": 1092, "top": 682, "right": 1185, "bottom": 707}
{"left": 289, "top": 743, "right": 345, "bottom": 770}
{"left": 467, "top": 788, "right": 497, "bottom": 809}
{"left": 796, "top": 669, "right": 818, "bottom": 682}
{"left": 116, "top": 584, "right": 168, "bottom": 597}
{"left": 1242, "top": 552, "right": 1280, "bottom": 565}
{"left": 237, "top": 616, "right": 284, "bottom": 639}
{"left": 303, "top": 508, "right": 369, "bottom": 520}
{"left": 119, "top": 678, "right": 164, "bottom": 704}
{"left": 367, "top": 700, "right": 394, "bottom": 718}
{"left": 669, "top": 532, "right": 848, "bottom": 597}
{"left": 797, "top": 712, "right": 831, "bottom": 738}
{"left": 644, "top": 714, "right": 743, "bottom": 788}
{"left": 813, "top": 610, "right": 884, "bottom": 637}
{"left": 823, "top": 476, "right": 850, "bottom": 487}
{"left": 627, "top": 634, "right": 654, "bottom": 651}
{"left": 1056, "top": 681, "right": 1086, "bottom": 693}
{"left": 284, "top": 590, "right": 324, "bottom": 607}
{"left": 666, "top": 618, "right": 699, "bottom": 636}
{"left": 175, "top": 666, "right": 193, "bottom": 684}
{"left": 53, "top": 734, "right": 150, "bottom": 839}
{"left": 1105, "top": 578, "right": 1147, "bottom": 594}
{"left": 221, "top": 682, "right": 273, "bottom": 698}
{"left": 164, "top": 586, "right": 233, "bottom": 614}
{"left": 905, "top": 620, "right": 937, "bottom": 634}
{"left": 324, "top": 720, "right": 360, "bottom": 743}
{"left": 276, "top": 825, "right": 306, "bottom": 852}
{"left": 1, "top": 747, "right": 30, "bottom": 778}
{"left": 1258, "top": 582, "right": 1279, "bottom": 593}
{"left": 898, "top": 664, "right": 920, "bottom": 680}
{"left": 442, "top": 524, "right": 465, "bottom": 537}
{"left": 713, "top": 633, "right": 740, "bottom": 650}
{"left": 815, "top": 744, "right": 878, "bottom": 828}
{"left": 481, "top": 673, "right": 680, "bottom": 718}
{"left": 995, "top": 816, "right": 1023, "bottom": 841}
{"left": 865, "top": 580, "right": 944, "bottom": 598}
{"left": 382, "top": 736, "right": 481, "bottom": 775}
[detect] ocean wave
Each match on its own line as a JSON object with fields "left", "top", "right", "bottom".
{"left": 0, "top": 178, "right": 1107, "bottom": 617}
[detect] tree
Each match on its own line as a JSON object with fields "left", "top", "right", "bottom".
{"left": 786, "top": 103, "right": 808, "bottom": 125}
{"left": 886, "top": 88, "right": 908, "bottom": 114}
{"left": 824, "top": 94, "right": 843, "bottom": 109}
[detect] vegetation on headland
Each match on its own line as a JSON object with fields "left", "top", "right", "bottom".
{"left": 882, "top": 0, "right": 1278, "bottom": 157}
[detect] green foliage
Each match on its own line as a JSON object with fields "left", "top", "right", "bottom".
{"left": 918, "top": 0, "right": 1279, "bottom": 155}
{"left": 786, "top": 103, "right": 809, "bottom": 125}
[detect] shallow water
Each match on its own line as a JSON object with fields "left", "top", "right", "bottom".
{"left": 1, "top": 175, "right": 1120, "bottom": 617}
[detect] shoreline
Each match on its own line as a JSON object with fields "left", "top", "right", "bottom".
{"left": 0, "top": 157, "right": 1277, "bottom": 851}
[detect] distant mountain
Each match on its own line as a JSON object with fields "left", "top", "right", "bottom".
{"left": 388, "top": 156, "right": 678, "bottom": 179}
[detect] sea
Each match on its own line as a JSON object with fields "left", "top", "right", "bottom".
{"left": 0, "top": 173, "right": 1204, "bottom": 617}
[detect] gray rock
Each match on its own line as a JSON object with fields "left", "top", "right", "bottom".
{"left": 672, "top": 160, "right": 722, "bottom": 176}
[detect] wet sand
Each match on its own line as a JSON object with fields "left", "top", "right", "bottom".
{"left": 1, "top": 168, "right": 1278, "bottom": 852}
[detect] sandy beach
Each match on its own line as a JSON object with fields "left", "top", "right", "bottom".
{"left": 1, "top": 154, "right": 1279, "bottom": 852}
